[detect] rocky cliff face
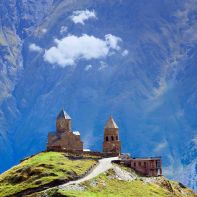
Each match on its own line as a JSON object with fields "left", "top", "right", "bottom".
{"left": 0, "top": 0, "right": 197, "bottom": 191}
{"left": 0, "top": 0, "right": 54, "bottom": 170}
{"left": 177, "top": 138, "right": 197, "bottom": 191}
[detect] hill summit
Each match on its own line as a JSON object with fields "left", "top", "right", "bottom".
{"left": 0, "top": 152, "right": 196, "bottom": 197}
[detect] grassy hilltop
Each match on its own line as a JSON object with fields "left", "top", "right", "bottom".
{"left": 0, "top": 152, "right": 96, "bottom": 197}
{"left": 0, "top": 152, "right": 196, "bottom": 197}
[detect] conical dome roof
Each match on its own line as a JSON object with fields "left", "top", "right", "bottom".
{"left": 105, "top": 116, "right": 118, "bottom": 129}
{"left": 57, "top": 109, "right": 71, "bottom": 119}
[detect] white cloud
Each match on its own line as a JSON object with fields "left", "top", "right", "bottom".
{"left": 105, "top": 34, "right": 121, "bottom": 50}
{"left": 41, "top": 28, "right": 47, "bottom": 34}
{"left": 154, "top": 141, "right": 168, "bottom": 153}
{"left": 152, "top": 78, "right": 167, "bottom": 99}
{"left": 122, "top": 49, "right": 129, "bottom": 56}
{"left": 29, "top": 43, "right": 42, "bottom": 52}
{"left": 98, "top": 61, "right": 108, "bottom": 71}
{"left": 84, "top": 64, "right": 92, "bottom": 71}
{"left": 60, "top": 26, "right": 68, "bottom": 34}
{"left": 44, "top": 34, "right": 122, "bottom": 67}
{"left": 70, "top": 9, "right": 96, "bottom": 25}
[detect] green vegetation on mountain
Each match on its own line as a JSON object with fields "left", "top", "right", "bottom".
{"left": 29, "top": 167, "right": 196, "bottom": 197}
{"left": 0, "top": 152, "right": 196, "bottom": 197}
{"left": 0, "top": 152, "right": 97, "bottom": 197}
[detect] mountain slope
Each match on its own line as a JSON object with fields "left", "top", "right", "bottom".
{"left": 176, "top": 138, "right": 197, "bottom": 191}
{"left": 57, "top": 171, "right": 196, "bottom": 197}
{"left": 0, "top": 152, "right": 195, "bottom": 197}
{"left": 0, "top": 152, "right": 97, "bottom": 197}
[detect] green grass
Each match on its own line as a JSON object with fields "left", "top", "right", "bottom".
{"left": 56, "top": 168, "right": 196, "bottom": 197}
{"left": 1, "top": 155, "right": 195, "bottom": 197}
{"left": 0, "top": 152, "right": 97, "bottom": 197}
{"left": 58, "top": 169, "right": 167, "bottom": 197}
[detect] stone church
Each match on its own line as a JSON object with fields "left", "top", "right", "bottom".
{"left": 46, "top": 110, "right": 162, "bottom": 177}
{"left": 47, "top": 110, "right": 83, "bottom": 152}
{"left": 103, "top": 116, "right": 121, "bottom": 154}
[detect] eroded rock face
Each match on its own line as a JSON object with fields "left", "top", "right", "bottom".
{"left": 0, "top": 0, "right": 54, "bottom": 171}
{"left": 177, "top": 140, "right": 197, "bottom": 192}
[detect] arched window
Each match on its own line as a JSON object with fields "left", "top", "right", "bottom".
{"left": 111, "top": 136, "right": 114, "bottom": 141}
{"left": 106, "top": 136, "right": 109, "bottom": 141}
{"left": 116, "top": 136, "right": 118, "bottom": 140}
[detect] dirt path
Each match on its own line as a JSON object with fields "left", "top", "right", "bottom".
{"left": 59, "top": 157, "right": 118, "bottom": 188}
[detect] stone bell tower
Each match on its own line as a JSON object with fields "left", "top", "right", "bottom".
{"left": 56, "top": 109, "right": 72, "bottom": 133}
{"left": 103, "top": 116, "right": 121, "bottom": 155}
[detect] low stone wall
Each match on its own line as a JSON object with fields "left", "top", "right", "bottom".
{"left": 20, "top": 149, "right": 119, "bottom": 164}
{"left": 46, "top": 147, "right": 119, "bottom": 158}
{"left": 47, "top": 146, "right": 83, "bottom": 154}
{"left": 84, "top": 151, "right": 119, "bottom": 158}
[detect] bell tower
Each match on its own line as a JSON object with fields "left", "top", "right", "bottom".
{"left": 56, "top": 109, "right": 71, "bottom": 133}
{"left": 103, "top": 116, "right": 121, "bottom": 155}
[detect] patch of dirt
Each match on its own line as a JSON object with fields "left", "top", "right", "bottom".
{"left": 38, "top": 164, "right": 54, "bottom": 169}
{"left": 60, "top": 184, "right": 85, "bottom": 191}
{"left": 9, "top": 174, "right": 27, "bottom": 184}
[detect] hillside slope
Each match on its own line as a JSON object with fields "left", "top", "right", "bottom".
{"left": 0, "top": 152, "right": 196, "bottom": 197}
{"left": 0, "top": 152, "right": 97, "bottom": 197}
